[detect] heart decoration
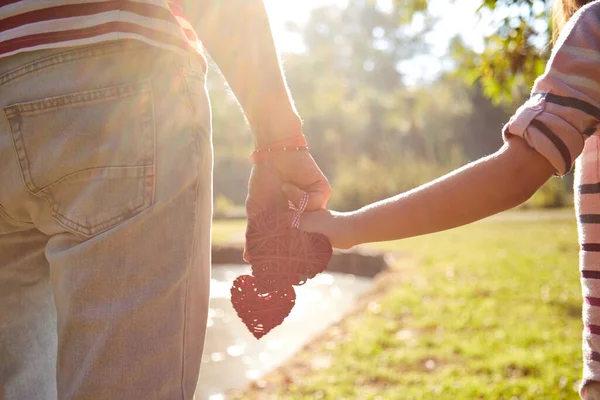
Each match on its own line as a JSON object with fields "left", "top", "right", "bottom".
{"left": 230, "top": 275, "right": 296, "bottom": 339}
{"left": 245, "top": 209, "right": 333, "bottom": 287}
{"left": 231, "top": 193, "right": 333, "bottom": 339}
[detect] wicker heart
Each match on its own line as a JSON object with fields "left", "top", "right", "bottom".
{"left": 244, "top": 208, "right": 333, "bottom": 288}
{"left": 230, "top": 275, "right": 296, "bottom": 339}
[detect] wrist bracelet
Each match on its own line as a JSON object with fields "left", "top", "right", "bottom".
{"left": 250, "top": 135, "right": 309, "bottom": 164}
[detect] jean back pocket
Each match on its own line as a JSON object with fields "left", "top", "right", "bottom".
{"left": 4, "top": 80, "right": 156, "bottom": 237}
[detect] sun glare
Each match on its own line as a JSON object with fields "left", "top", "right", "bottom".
{"left": 264, "top": 0, "right": 488, "bottom": 84}
{"left": 265, "top": 0, "right": 348, "bottom": 53}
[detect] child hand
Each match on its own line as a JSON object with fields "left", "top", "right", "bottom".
{"left": 298, "top": 209, "right": 357, "bottom": 250}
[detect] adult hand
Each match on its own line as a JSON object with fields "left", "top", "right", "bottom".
{"left": 244, "top": 150, "right": 331, "bottom": 262}
{"left": 246, "top": 150, "right": 331, "bottom": 219}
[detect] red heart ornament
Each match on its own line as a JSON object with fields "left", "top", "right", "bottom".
{"left": 244, "top": 208, "right": 333, "bottom": 288}
{"left": 230, "top": 275, "right": 296, "bottom": 339}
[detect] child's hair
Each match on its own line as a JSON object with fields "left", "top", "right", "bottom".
{"left": 553, "top": 0, "right": 593, "bottom": 41}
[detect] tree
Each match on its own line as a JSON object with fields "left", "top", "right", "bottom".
{"left": 208, "top": 0, "right": 560, "bottom": 210}
{"left": 418, "top": 0, "right": 551, "bottom": 103}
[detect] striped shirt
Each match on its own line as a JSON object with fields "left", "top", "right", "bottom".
{"left": 0, "top": 0, "right": 206, "bottom": 71}
{"left": 502, "top": 1, "right": 600, "bottom": 395}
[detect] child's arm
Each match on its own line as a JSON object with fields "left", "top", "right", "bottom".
{"left": 299, "top": 136, "right": 555, "bottom": 249}
{"left": 299, "top": 2, "right": 600, "bottom": 249}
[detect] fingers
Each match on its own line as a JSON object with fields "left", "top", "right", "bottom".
{"left": 310, "top": 179, "right": 332, "bottom": 209}
{"left": 281, "top": 182, "right": 330, "bottom": 210}
{"left": 281, "top": 183, "right": 304, "bottom": 208}
{"left": 305, "top": 189, "right": 329, "bottom": 210}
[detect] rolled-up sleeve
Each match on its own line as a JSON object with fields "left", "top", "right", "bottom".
{"left": 502, "top": 2, "right": 600, "bottom": 175}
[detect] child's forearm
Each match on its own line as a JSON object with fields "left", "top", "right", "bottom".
{"left": 347, "top": 137, "right": 555, "bottom": 245}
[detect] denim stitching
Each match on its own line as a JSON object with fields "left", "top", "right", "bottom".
{"left": 47, "top": 188, "right": 151, "bottom": 237}
{"left": 179, "top": 67, "right": 210, "bottom": 156}
{"left": 180, "top": 155, "right": 203, "bottom": 400}
{"left": 0, "top": 41, "right": 147, "bottom": 88}
{"left": 39, "top": 166, "right": 154, "bottom": 237}
{"left": 5, "top": 81, "right": 151, "bottom": 115}
{"left": 145, "top": 84, "right": 157, "bottom": 204}
{"left": 178, "top": 66, "right": 198, "bottom": 125}
{"left": 177, "top": 63, "right": 206, "bottom": 398}
{"left": 5, "top": 80, "right": 156, "bottom": 237}
{"left": 41, "top": 168, "right": 153, "bottom": 236}
{"left": 0, "top": 202, "right": 34, "bottom": 227}
{"left": 5, "top": 81, "right": 152, "bottom": 191}
{"left": 5, "top": 113, "right": 39, "bottom": 193}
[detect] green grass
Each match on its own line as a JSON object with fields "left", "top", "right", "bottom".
{"left": 212, "top": 218, "right": 246, "bottom": 245}
{"left": 220, "top": 210, "right": 584, "bottom": 399}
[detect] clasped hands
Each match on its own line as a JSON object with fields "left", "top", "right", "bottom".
{"left": 246, "top": 149, "right": 356, "bottom": 250}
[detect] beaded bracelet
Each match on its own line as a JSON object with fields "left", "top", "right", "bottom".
{"left": 250, "top": 135, "right": 309, "bottom": 164}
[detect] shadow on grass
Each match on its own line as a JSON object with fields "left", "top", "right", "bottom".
{"left": 550, "top": 299, "right": 582, "bottom": 319}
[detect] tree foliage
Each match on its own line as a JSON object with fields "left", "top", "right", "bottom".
{"left": 209, "top": 0, "right": 569, "bottom": 211}
{"left": 445, "top": 0, "right": 551, "bottom": 103}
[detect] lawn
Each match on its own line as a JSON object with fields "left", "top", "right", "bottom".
{"left": 216, "top": 210, "right": 584, "bottom": 399}
{"left": 212, "top": 218, "right": 246, "bottom": 245}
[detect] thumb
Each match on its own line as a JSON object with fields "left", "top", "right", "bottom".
{"left": 281, "top": 183, "right": 305, "bottom": 208}
{"left": 281, "top": 182, "right": 328, "bottom": 210}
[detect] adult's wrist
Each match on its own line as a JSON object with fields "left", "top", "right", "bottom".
{"left": 250, "top": 135, "right": 308, "bottom": 164}
{"left": 252, "top": 112, "right": 303, "bottom": 148}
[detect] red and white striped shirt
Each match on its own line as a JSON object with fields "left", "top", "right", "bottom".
{"left": 0, "top": 0, "right": 206, "bottom": 70}
{"left": 502, "top": 1, "right": 600, "bottom": 395}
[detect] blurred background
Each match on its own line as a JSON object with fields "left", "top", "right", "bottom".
{"left": 203, "top": 1, "right": 583, "bottom": 398}
{"left": 210, "top": 0, "right": 569, "bottom": 218}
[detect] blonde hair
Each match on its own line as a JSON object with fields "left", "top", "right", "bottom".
{"left": 553, "top": 0, "right": 592, "bottom": 42}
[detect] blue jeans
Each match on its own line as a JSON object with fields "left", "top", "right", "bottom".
{"left": 0, "top": 41, "right": 213, "bottom": 399}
